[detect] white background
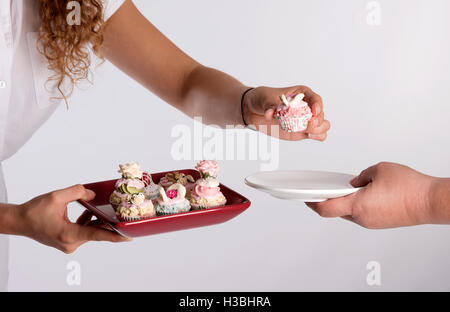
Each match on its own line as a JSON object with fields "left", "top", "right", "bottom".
{"left": 4, "top": 0, "right": 450, "bottom": 291}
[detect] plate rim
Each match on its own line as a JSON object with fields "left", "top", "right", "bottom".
{"left": 244, "top": 170, "right": 361, "bottom": 194}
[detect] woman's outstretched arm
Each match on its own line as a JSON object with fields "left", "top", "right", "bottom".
{"left": 100, "top": 0, "right": 330, "bottom": 141}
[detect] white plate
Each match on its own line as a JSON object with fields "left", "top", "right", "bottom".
{"left": 245, "top": 170, "right": 361, "bottom": 202}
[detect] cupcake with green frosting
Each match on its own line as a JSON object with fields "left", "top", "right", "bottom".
{"left": 110, "top": 162, "right": 146, "bottom": 206}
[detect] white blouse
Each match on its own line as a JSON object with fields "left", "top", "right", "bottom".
{"left": 0, "top": 0, "right": 125, "bottom": 161}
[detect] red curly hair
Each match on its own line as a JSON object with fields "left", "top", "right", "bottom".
{"left": 37, "top": 0, "right": 106, "bottom": 105}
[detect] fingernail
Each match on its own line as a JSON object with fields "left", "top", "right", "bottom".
{"left": 86, "top": 189, "right": 96, "bottom": 197}
{"left": 314, "top": 118, "right": 319, "bottom": 127}
{"left": 316, "top": 106, "right": 321, "bottom": 115}
{"left": 122, "top": 237, "right": 133, "bottom": 242}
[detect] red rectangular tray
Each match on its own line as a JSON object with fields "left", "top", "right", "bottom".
{"left": 77, "top": 169, "right": 251, "bottom": 237}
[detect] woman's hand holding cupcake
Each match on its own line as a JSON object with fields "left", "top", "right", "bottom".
{"left": 242, "top": 86, "right": 330, "bottom": 141}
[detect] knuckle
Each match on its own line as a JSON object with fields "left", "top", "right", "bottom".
{"left": 58, "top": 231, "right": 75, "bottom": 245}
{"left": 376, "top": 161, "right": 390, "bottom": 169}
{"left": 316, "top": 94, "right": 323, "bottom": 102}
{"left": 48, "top": 191, "right": 60, "bottom": 204}
{"left": 315, "top": 207, "right": 330, "bottom": 218}
{"left": 356, "top": 216, "right": 377, "bottom": 230}
{"left": 318, "top": 134, "right": 327, "bottom": 142}
{"left": 73, "top": 184, "right": 85, "bottom": 195}
{"left": 60, "top": 244, "right": 76, "bottom": 254}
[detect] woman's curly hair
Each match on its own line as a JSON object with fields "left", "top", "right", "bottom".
{"left": 37, "top": 0, "right": 105, "bottom": 105}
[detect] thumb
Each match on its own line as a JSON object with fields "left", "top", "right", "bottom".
{"left": 70, "top": 223, "right": 132, "bottom": 243}
{"left": 53, "top": 184, "right": 96, "bottom": 204}
{"left": 264, "top": 108, "right": 275, "bottom": 121}
{"left": 350, "top": 165, "right": 377, "bottom": 188}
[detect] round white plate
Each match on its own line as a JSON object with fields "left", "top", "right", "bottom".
{"left": 245, "top": 170, "right": 360, "bottom": 202}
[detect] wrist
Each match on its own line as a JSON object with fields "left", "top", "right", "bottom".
{"left": 0, "top": 203, "right": 25, "bottom": 236}
{"left": 428, "top": 178, "right": 450, "bottom": 224}
{"left": 241, "top": 87, "right": 255, "bottom": 126}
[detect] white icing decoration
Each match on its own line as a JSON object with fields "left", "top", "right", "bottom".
{"left": 167, "top": 183, "right": 186, "bottom": 199}
{"left": 280, "top": 93, "right": 306, "bottom": 108}
{"left": 158, "top": 186, "right": 169, "bottom": 202}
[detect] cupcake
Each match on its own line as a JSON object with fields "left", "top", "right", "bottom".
{"left": 142, "top": 172, "right": 159, "bottom": 201}
{"left": 158, "top": 172, "right": 195, "bottom": 196}
{"left": 155, "top": 183, "right": 191, "bottom": 216}
{"left": 110, "top": 162, "right": 146, "bottom": 205}
{"left": 274, "top": 93, "right": 313, "bottom": 132}
{"left": 116, "top": 193, "right": 156, "bottom": 222}
{"left": 195, "top": 160, "right": 219, "bottom": 178}
{"left": 190, "top": 177, "right": 227, "bottom": 210}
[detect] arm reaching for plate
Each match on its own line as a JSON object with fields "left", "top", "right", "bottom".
{"left": 100, "top": 0, "right": 330, "bottom": 141}
{"left": 307, "top": 162, "right": 450, "bottom": 229}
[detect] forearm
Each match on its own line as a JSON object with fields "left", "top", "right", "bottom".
{"left": 102, "top": 1, "right": 249, "bottom": 128}
{"left": 0, "top": 203, "right": 22, "bottom": 235}
{"left": 179, "top": 65, "right": 249, "bottom": 127}
{"left": 429, "top": 178, "right": 450, "bottom": 224}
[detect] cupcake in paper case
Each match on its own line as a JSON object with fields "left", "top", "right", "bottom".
{"left": 195, "top": 160, "right": 219, "bottom": 179}
{"left": 274, "top": 93, "right": 313, "bottom": 133}
{"left": 155, "top": 183, "right": 191, "bottom": 216}
{"left": 110, "top": 162, "right": 146, "bottom": 206}
{"left": 190, "top": 177, "right": 226, "bottom": 210}
{"left": 116, "top": 193, "right": 156, "bottom": 222}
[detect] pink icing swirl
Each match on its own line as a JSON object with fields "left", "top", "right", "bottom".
{"left": 193, "top": 184, "right": 221, "bottom": 199}
{"left": 195, "top": 160, "right": 219, "bottom": 177}
{"left": 275, "top": 102, "right": 311, "bottom": 118}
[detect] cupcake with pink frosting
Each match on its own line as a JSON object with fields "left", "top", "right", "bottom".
{"left": 116, "top": 193, "right": 156, "bottom": 222}
{"left": 196, "top": 160, "right": 219, "bottom": 178}
{"left": 275, "top": 93, "right": 313, "bottom": 132}
{"left": 155, "top": 183, "right": 191, "bottom": 216}
{"left": 110, "top": 162, "right": 146, "bottom": 206}
{"left": 190, "top": 177, "right": 227, "bottom": 210}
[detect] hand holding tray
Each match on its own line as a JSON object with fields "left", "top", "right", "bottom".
{"left": 78, "top": 169, "right": 251, "bottom": 238}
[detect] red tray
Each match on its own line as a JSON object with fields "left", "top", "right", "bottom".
{"left": 77, "top": 169, "right": 251, "bottom": 237}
